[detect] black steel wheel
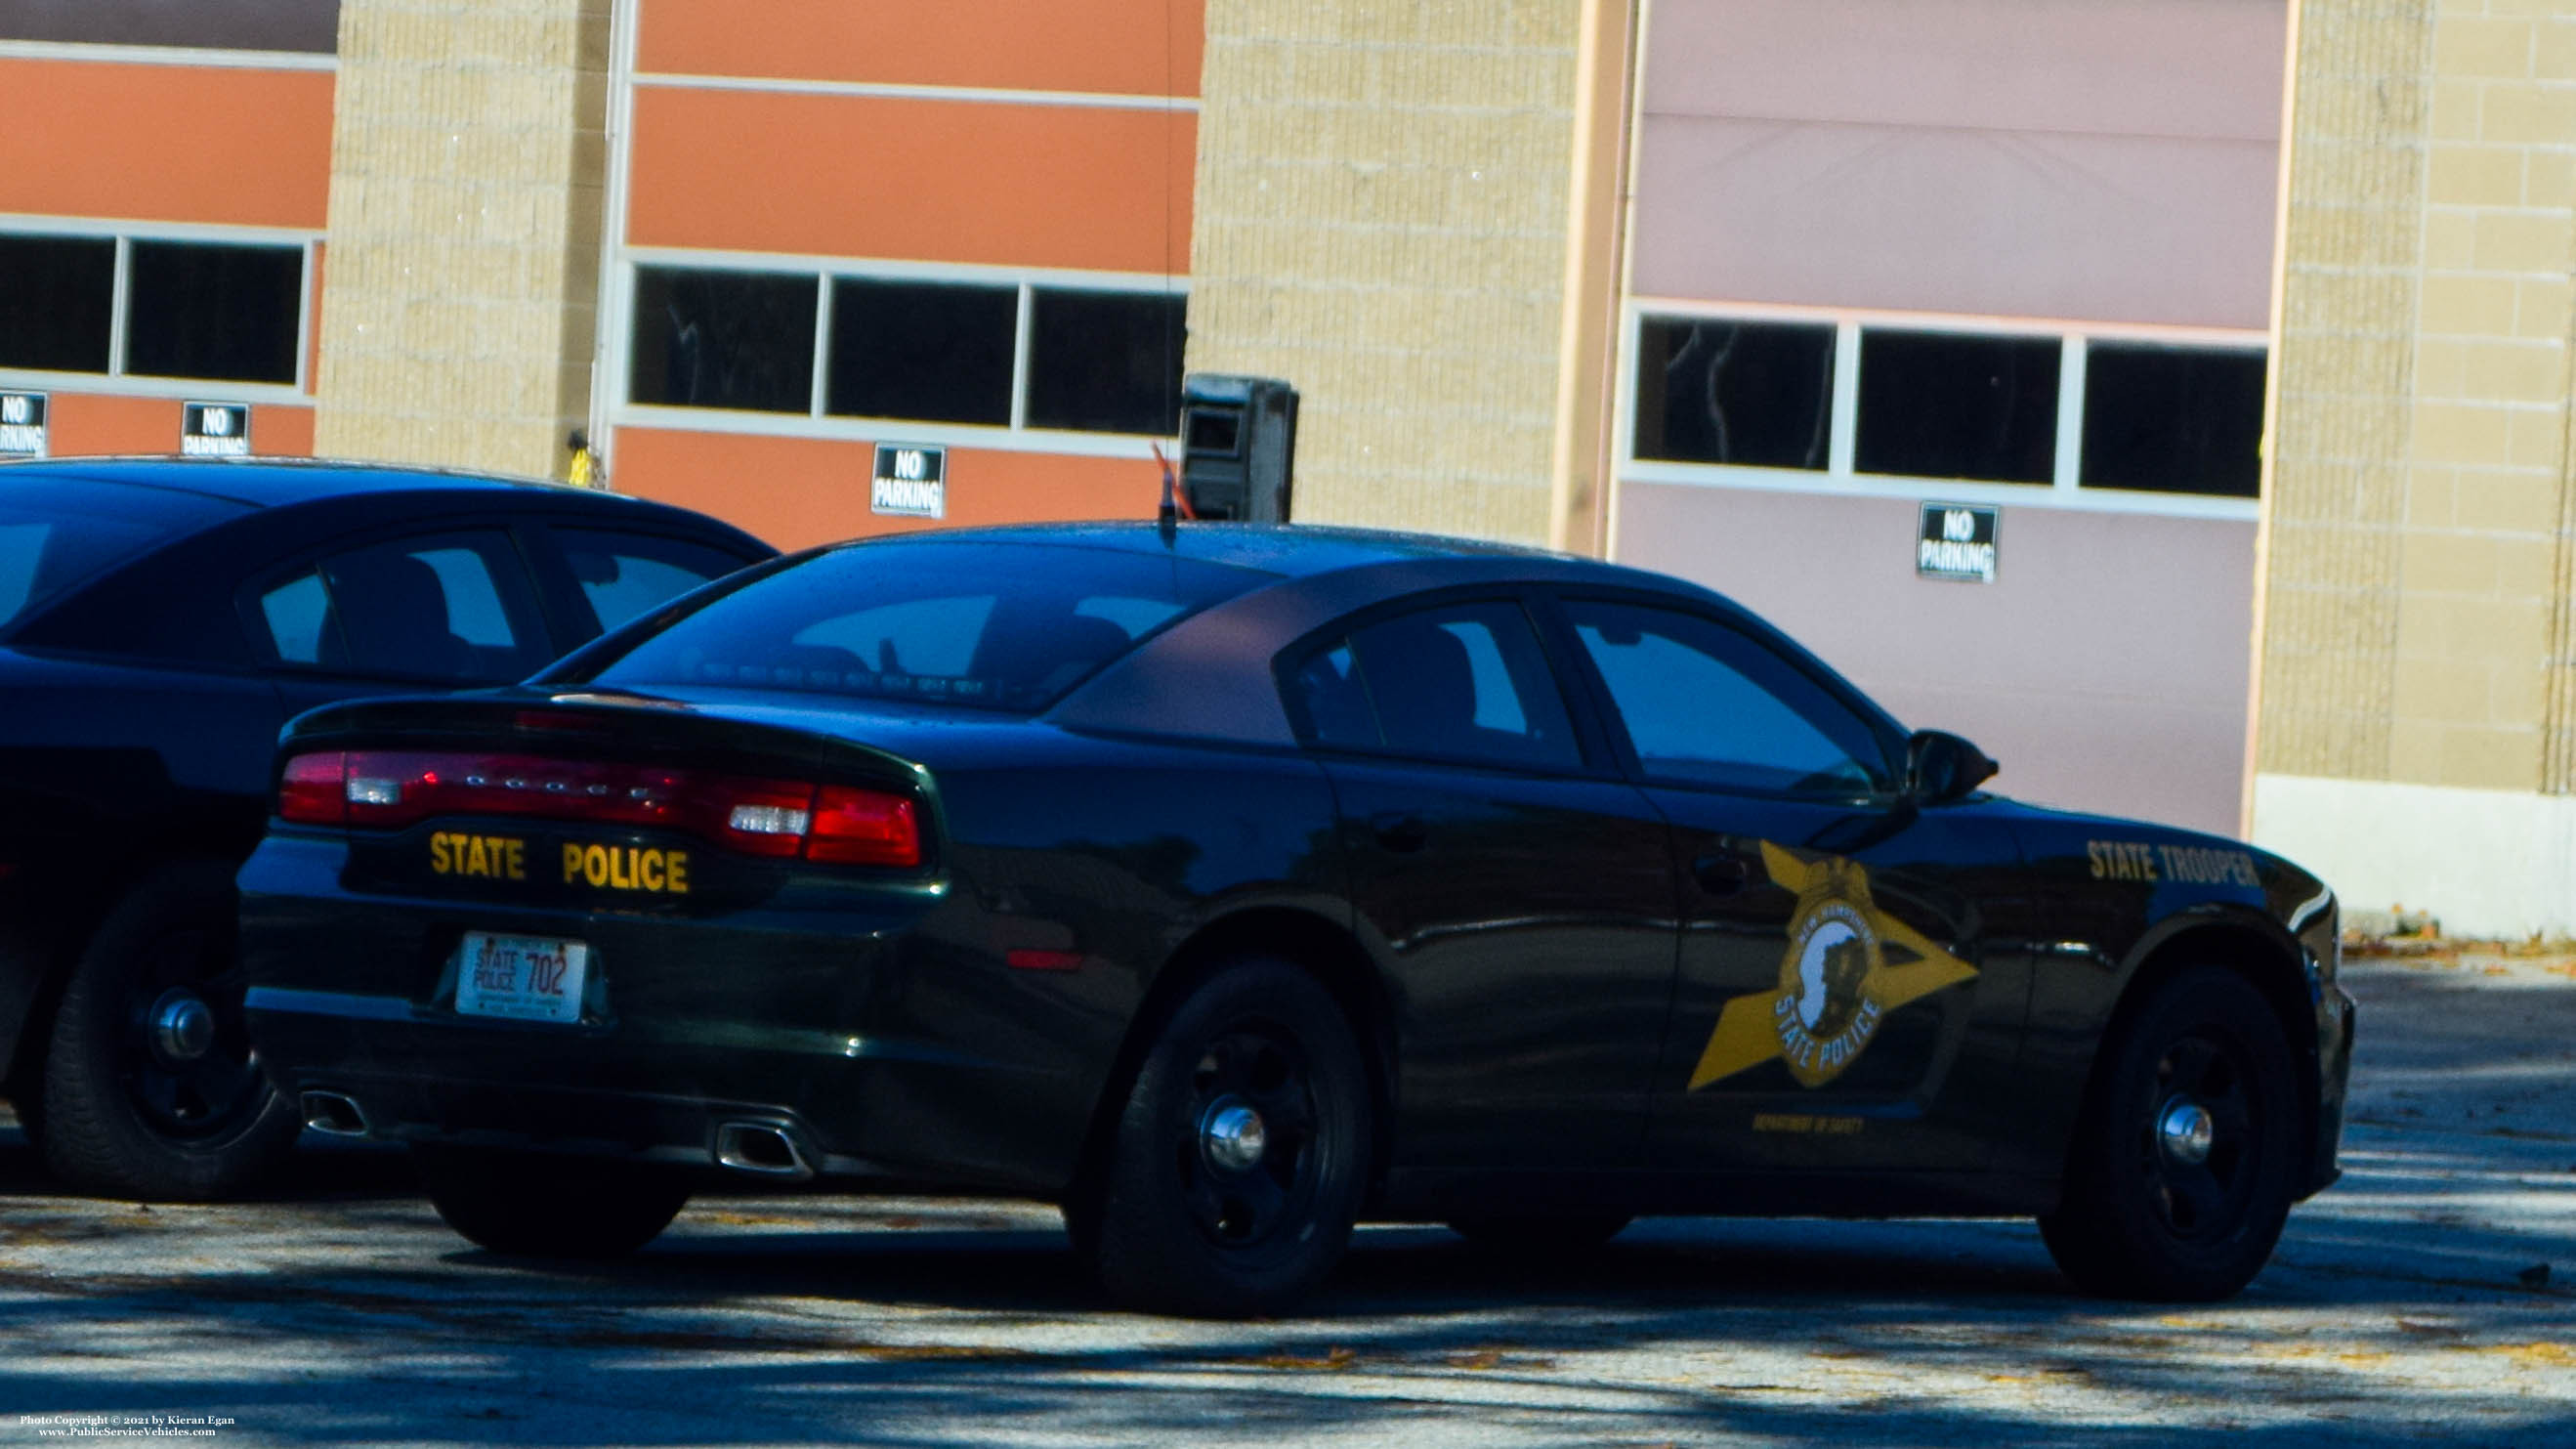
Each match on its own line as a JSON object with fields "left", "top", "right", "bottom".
{"left": 34, "top": 863, "right": 299, "bottom": 1200}
{"left": 2041, "top": 966, "right": 2301, "bottom": 1300}
{"left": 1448, "top": 1213, "right": 1633, "bottom": 1257}
{"left": 1079, "top": 959, "right": 1371, "bottom": 1316}
{"left": 416, "top": 1146, "right": 691, "bottom": 1259}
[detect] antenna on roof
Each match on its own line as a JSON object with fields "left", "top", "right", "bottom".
{"left": 1153, "top": 442, "right": 1194, "bottom": 543}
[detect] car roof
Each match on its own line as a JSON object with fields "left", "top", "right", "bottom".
{"left": 0, "top": 454, "right": 599, "bottom": 509}
{"left": 842, "top": 520, "right": 1602, "bottom": 580}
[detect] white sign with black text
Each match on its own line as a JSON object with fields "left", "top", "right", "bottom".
{"left": 1917, "top": 503, "right": 1999, "bottom": 583}
{"left": 182, "top": 402, "right": 251, "bottom": 458}
{"left": 870, "top": 443, "right": 947, "bottom": 519}
{"left": 0, "top": 391, "right": 46, "bottom": 459}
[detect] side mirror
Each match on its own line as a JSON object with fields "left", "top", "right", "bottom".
{"left": 1907, "top": 730, "right": 1998, "bottom": 805}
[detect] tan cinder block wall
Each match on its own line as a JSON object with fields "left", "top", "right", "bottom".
{"left": 313, "top": 0, "right": 611, "bottom": 481}
{"left": 2262, "top": 0, "right": 2576, "bottom": 794}
{"left": 1186, "top": 1, "right": 1580, "bottom": 545}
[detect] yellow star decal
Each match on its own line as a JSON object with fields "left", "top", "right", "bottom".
{"left": 1687, "top": 842, "right": 1980, "bottom": 1090}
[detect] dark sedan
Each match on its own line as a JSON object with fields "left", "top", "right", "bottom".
{"left": 0, "top": 457, "right": 772, "bottom": 1199}
{"left": 238, "top": 523, "right": 2352, "bottom": 1315}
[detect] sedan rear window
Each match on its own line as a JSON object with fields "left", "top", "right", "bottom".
{"left": 0, "top": 477, "right": 245, "bottom": 631}
{"left": 577, "top": 541, "right": 1268, "bottom": 711}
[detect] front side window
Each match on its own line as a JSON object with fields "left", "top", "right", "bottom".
{"left": 1567, "top": 600, "right": 1889, "bottom": 797}
{"left": 1289, "top": 601, "right": 1582, "bottom": 772}
{"left": 553, "top": 529, "right": 751, "bottom": 635}
{"left": 578, "top": 541, "right": 1265, "bottom": 712}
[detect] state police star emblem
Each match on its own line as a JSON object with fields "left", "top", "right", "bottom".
{"left": 1687, "top": 843, "right": 1979, "bottom": 1090}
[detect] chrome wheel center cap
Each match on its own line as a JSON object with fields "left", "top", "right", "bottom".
{"left": 152, "top": 993, "right": 216, "bottom": 1064}
{"left": 2159, "top": 1099, "right": 2216, "bottom": 1165}
{"left": 1201, "top": 1100, "right": 1268, "bottom": 1172}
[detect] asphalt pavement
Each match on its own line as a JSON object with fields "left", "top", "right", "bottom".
{"left": 1, "top": 955, "right": 2569, "bottom": 1447}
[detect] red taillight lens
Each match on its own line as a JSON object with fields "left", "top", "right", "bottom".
{"left": 272, "top": 747, "right": 921, "bottom": 868}
{"left": 277, "top": 751, "right": 348, "bottom": 825}
{"left": 806, "top": 786, "right": 921, "bottom": 867}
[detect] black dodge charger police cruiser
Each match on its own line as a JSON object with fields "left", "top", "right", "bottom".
{"left": 0, "top": 457, "right": 770, "bottom": 1199}
{"left": 239, "top": 524, "right": 2353, "bottom": 1316}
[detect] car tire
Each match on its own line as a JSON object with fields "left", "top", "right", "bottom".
{"left": 416, "top": 1146, "right": 691, "bottom": 1259}
{"left": 34, "top": 863, "right": 300, "bottom": 1201}
{"left": 2040, "top": 965, "right": 2301, "bottom": 1301}
{"left": 1447, "top": 1214, "right": 1633, "bottom": 1256}
{"left": 1080, "top": 959, "right": 1372, "bottom": 1317}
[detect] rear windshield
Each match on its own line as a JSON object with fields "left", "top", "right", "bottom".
{"left": 0, "top": 477, "right": 246, "bottom": 632}
{"left": 576, "top": 540, "right": 1270, "bottom": 711}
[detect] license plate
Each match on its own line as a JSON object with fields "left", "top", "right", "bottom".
{"left": 454, "top": 932, "right": 589, "bottom": 1024}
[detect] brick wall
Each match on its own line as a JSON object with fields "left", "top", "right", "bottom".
{"left": 1185, "top": 1, "right": 1580, "bottom": 545}
{"left": 2261, "top": 0, "right": 2576, "bottom": 794}
{"left": 312, "top": 0, "right": 610, "bottom": 480}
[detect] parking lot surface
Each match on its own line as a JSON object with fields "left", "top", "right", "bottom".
{"left": 2, "top": 957, "right": 2569, "bottom": 1448}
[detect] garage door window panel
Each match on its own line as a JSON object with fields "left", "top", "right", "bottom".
{"left": 1568, "top": 601, "right": 1889, "bottom": 797}
{"left": 0, "top": 235, "right": 115, "bottom": 375}
{"left": 825, "top": 278, "right": 1017, "bottom": 426}
{"left": 2081, "top": 344, "right": 2265, "bottom": 498}
{"left": 1855, "top": 330, "right": 2058, "bottom": 485}
{"left": 123, "top": 241, "right": 304, "bottom": 385}
{"left": 1633, "top": 318, "right": 1835, "bottom": 471}
{"left": 1024, "top": 288, "right": 1185, "bottom": 436}
{"left": 629, "top": 267, "right": 817, "bottom": 413}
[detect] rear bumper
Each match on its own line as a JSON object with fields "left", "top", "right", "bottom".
{"left": 237, "top": 833, "right": 1095, "bottom": 1195}
{"left": 249, "top": 987, "right": 928, "bottom": 1180}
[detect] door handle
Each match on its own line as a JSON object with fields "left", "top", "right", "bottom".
{"left": 1370, "top": 812, "right": 1430, "bottom": 853}
{"left": 1692, "top": 852, "right": 1752, "bottom": 895}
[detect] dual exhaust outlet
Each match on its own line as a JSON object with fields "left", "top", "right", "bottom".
{"left": 299, "top": 1090, "right": 814, "bottom": 1180}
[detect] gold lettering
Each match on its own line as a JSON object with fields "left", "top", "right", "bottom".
{"left": 431, "top": 833, "right": 452, "bottom": 874}
{"left": 2088, "top": 841, "right": 2108, "bottom": 879}
{"left": 504, "top": 838, "right": 527, "bottom": 881}
{"left": 608, "top": 847, "right": 634, "bottom": 890}
{"left": 638, "top": 851, "right": 663, "bottom": 891}
{"left": 466, "top": 835, "right": 489, "bottom": 877}
{"left": 665, "top": 851, "right": 689, "bottom": 895}
{"left": 563, "top": 843, "right": 584, "bottom": 883}
{"left": 584, "top": 844, "right": 610, "bottom": 887}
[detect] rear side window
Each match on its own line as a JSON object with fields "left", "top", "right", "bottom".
{"left": 1288, "top": 601, "right": 1582, "bottom": 772}
{"left": 554, "top": 529, "right": 750, "bottom": 634}
{"left": 578, "top": 541, "right": 1266, "bottom": 711}
{"left": 0, "top": 477, "right": 244, "bottom": 632}
{"left": 256, "top": 532, "right": 548, "bottom": 683}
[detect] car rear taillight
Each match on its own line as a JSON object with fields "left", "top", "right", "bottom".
{"left": 807, "top": 786, "right": 921, "bottom": 867}
{"left": 274, "top": 748, "right": 922, "bottom": 867}
{"left": 278, "top": 751, "right": 348, "bottom": 825}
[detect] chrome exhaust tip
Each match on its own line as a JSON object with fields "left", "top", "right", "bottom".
{"left": 300, "top": 1090, "right": 370, "bottom": 1138}
{"left": 713, "top": 1121, "right": 814, "bottom": 1179}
